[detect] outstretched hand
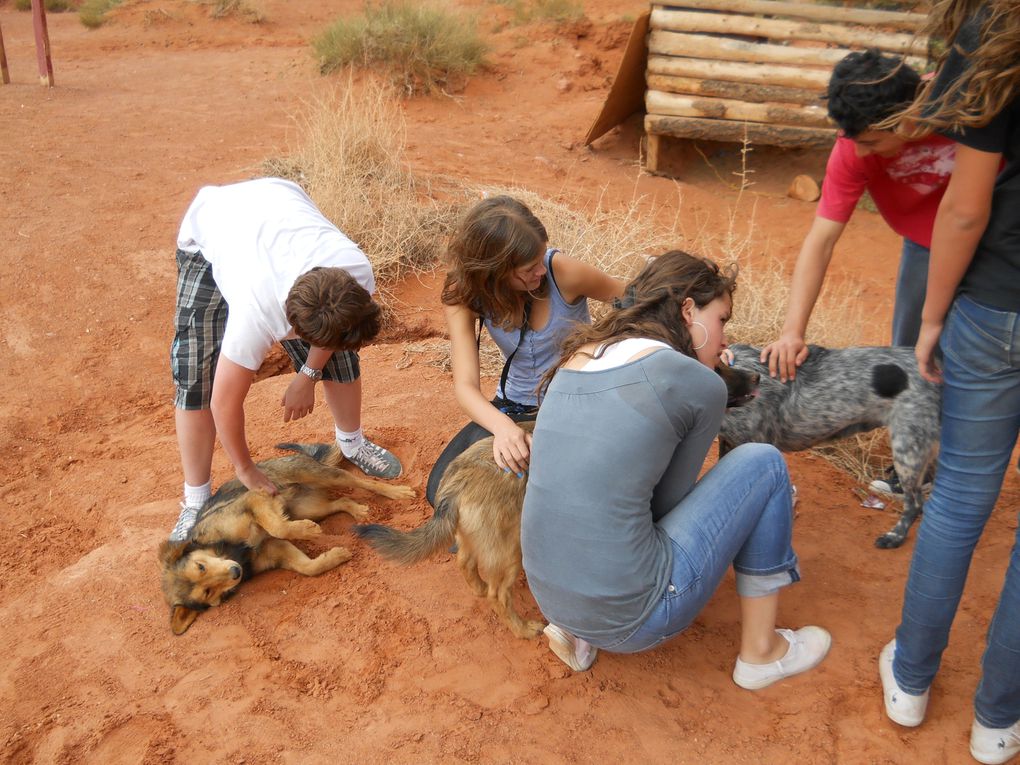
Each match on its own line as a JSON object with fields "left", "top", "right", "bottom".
{"left": 281, "top": 373, "right": 316, "bottom": 422}
{"left": 237, "top": 464, "right": 278, "bottom": 495}
{"left": 492, "top": 422, "right": 532, "bottom": 477}
{"left": 760, "top": 335, "right": 810, "bottom": 382}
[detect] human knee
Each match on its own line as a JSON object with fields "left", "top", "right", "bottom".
{"left": 727, "top": 443, "right": 788, "bottom": 479}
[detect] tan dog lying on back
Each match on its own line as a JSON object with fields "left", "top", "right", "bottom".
{"left": 159, "top": 443, "right": 414, "bottom": 635}
{"left": 355, "top": 422, "right": 544, "bottom": 639}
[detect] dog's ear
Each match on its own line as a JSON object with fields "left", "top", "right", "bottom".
{"left": 170, "top": 604, "right": 199, "bottom": 635}
{"left": 159, "top": 539, "right": 187, "bottom": 566}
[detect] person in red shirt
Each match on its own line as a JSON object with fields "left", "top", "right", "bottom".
{"left": 762, "top": 50, "right": 956, "bottom": 385}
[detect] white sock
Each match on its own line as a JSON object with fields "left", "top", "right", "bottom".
{"left": 183, "top": 480, "right": 212, "bottom": 509}
{"left": 335, "top": 426, "right": 365, "bottom": 458}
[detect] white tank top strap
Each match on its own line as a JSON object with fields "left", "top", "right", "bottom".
{"left": 582, "top": 337, "right": 673, "bottom": 371}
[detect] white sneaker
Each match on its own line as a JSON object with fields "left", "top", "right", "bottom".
{"left": 732, "top": 626, "right": 831, "bottom": 690}
{"left": 971, "top": 719, "right": 1020, "bottom": 764}
{"left": 543, "top": 624, "right": 598, "bottom": 672}
{"left": 169, "top": 501, "right": 200, "bottom": 542}
{"left": 879, "top": 639, "right": 929, "bottom": 727}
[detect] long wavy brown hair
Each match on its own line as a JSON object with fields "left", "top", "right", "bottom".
{"left": 896, "top": 0, "right": 1020, "bottom": 136}
{"left": 441, "top": 195, "right": 549, "bottom": 330}
{"left": 540, "top": 250, "right": 736, "bottom": 394}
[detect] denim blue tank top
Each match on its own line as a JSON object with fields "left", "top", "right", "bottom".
{"left": 483, "top": 248, "right": 591, "bottom": 407}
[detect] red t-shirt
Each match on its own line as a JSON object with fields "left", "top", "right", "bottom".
{"left": 816, "top": 134, "right": 956, "bottom": 248}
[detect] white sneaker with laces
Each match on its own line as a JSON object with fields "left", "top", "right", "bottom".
{"left": 343, "top": 438, "right": 402, "bottom": 479}
{"left": 169, "top": 501, "right": 200, "bottom": 542}
{"left": 732, "top": 626, "right": 831, "bottom": 689}
{"left": 544, "top": 624, "right": 598, "bottom": 672}
{"left": 879, "top": 639, "right": 929, "bottom": 727}
{"left": 971, "top": 719, "right": 1020, "bottom": 765}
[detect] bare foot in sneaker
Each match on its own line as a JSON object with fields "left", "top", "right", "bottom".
{"left": 732, "top": 626, "right": 832, "bottom": 690}
{"left": 544, "top": 624, "right": 598, "bottom": 672}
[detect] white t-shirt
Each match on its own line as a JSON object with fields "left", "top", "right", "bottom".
{"left": 177, "top": 178, "right": 376, "bottom": 370}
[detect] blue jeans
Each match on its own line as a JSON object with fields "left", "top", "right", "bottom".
{"left": 609, "top": 443, "right": 800, "bottom": 653}
{"left": 891, "top": 238, "right": 930, "bottom": 347}
{"left": 892, "top": 294, "right": 1020, "bottom": 727}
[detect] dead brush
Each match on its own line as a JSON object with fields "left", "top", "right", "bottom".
{"left": 262, "top": 81, "right": 460, "bottom": 309}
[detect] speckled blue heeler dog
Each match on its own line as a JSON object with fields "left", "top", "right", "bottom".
{"left": 719, "top": 344, "right": 941, "bottom": 549}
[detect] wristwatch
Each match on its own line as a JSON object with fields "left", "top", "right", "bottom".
{"left": 299, "top": 364, "right": 323, "bottom": 382}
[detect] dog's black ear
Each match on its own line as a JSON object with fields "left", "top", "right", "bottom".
{"left": 170, "top": 604, "right": 199, "bottom": 635}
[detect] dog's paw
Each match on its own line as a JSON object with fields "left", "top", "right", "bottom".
{"left": 518, "top": 620, "right": 546, "bottom": 640}
{"left": 322, "top": 546, "right": 353, "bottom": 567}
{"left": 345, "top": 502, "right": 370, "bottom": 521}
{"left": 290, "top": 519, "right": 323, "bottom": 540}
{"left": 874, "top": 532, "right": 906, "bottom": 549}
{"left": 380, "top": 484, "right": 415, "bottom": 500}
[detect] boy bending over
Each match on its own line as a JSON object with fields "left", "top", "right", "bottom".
{"left": 169, "top": 177, "right": 400, "bottom": 540}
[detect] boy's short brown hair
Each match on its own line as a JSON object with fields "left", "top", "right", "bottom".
{"left": 285, "top": 267, "right": 381, "bottom": 350}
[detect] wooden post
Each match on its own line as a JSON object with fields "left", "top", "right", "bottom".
{"left": 0, "top": 23, "right": 10, "bottom": 85}
{"left": 645, "top": 114, "right": 835, "bottom": 149}
{"left": 650, "top": 7, "right": 928, "bottom": 55}
{"left": 646, "top": 90, "right": 831, "bottom": 128}
{"left": 652, "top": 0, "right": 927, "bottom": 31}
{"left": 646, "top": 74, "right": 821, "bottom": 106}
{"left": 648, "top": 54, "right": 831, "bottom": 90}
{"left": 31, "top": 0, "right": 54, "bottom": 87}
{"left": 645, "top": 133, "right": 662, "bottom": 174}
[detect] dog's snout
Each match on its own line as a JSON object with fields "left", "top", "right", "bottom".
{"left": 229, "top": 564, "right": 242, "bottom": 580}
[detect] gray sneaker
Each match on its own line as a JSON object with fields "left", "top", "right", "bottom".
{"left": 344, "top": 438, "right": 402, "bottom": 479}
{"left": 169, "top": 502, "right": 200, "bottom": 542}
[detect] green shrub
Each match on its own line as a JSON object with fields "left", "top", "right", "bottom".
{"left": 313, "top": 1, "right": 487, "bottom": 94}
{"left": 79, "top": 0, "right": 121, "bottom": 28}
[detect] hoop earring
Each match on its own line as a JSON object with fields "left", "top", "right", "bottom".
{"left": 690, "top": 320, "right": 709, "bottom": 351}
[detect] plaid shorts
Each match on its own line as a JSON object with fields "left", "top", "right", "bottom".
{"left": 171, "top": 249, "right": 360, "bottom": 410}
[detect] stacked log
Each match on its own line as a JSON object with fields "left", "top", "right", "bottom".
{"left": 644, "top": 0, "right": 929, "bottom": 173}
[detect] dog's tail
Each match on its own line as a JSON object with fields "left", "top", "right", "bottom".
{"left": 276, "top": 442, "right": 344, "bottom": 467}
{"left": 353, "top": 498, "right": 459, "bottom": 565}
{"left": 872, "top": 364, "right": 909, "bottom": 398}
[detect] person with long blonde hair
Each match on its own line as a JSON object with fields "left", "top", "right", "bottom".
{"left": 877, "top": 3, "right": 1020, "bottom": 761}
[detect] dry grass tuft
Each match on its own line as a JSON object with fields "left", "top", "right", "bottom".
{"left": 262, "top": 81, "right": 460, "bottom": 308}
{"left": 199, "top": 0, "right": 265, "bottom": 23}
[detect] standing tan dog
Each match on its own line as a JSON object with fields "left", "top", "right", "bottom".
{"left": 355, "top": 422, "right": 544, "bottom": 639}
{"left": 159, "top": 443, "right": 415, "bottom": 635}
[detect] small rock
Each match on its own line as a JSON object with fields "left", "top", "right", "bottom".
{"left": 787, "top": 174, "right": 821, "bottom": 202}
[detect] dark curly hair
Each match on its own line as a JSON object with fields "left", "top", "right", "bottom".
{"left": 826, "top": 49, "right": 921, "bottom": 137}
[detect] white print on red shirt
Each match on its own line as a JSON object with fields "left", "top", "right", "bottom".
{"left": 885, "top": 143, "right": 956, "bottom": 195}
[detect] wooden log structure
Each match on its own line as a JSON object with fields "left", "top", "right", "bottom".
{"left": 648, "top": 30, "right": 927, "bottom": 71}
{"left": 642, "top": 0, "right": 930, "bottom": 174}
{"left": 656, "top": 0, "right": 926, "bottom": 30}
{"left": 646, "top": 74, "right": 820, "bottom": 106}
{"left": 651, "top": 8, "right": 929, "bottom": 57}
{"left": 646, "top": 89, "right": 831, "bottom": 128}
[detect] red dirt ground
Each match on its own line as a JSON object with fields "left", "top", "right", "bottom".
{"left": 1, "top": 1, "right": 1018, "bottom": 762}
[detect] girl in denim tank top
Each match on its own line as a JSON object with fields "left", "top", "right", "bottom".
{"left": 426, "top": 196, "right": 622, "bottom": 506}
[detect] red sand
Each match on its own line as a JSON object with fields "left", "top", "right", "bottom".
{"left": 1, "top": 1, "right": 1018, "bottom": 762}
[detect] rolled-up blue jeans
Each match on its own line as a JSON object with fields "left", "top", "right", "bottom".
{"left": 892, "top": 238, "right": 930, "bottom": 347}
{"left": 892, "top": 294, "right": 1020, "bottom": 728}
{"left": 609, "top": 443, "right": 800, "bottom": 654}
